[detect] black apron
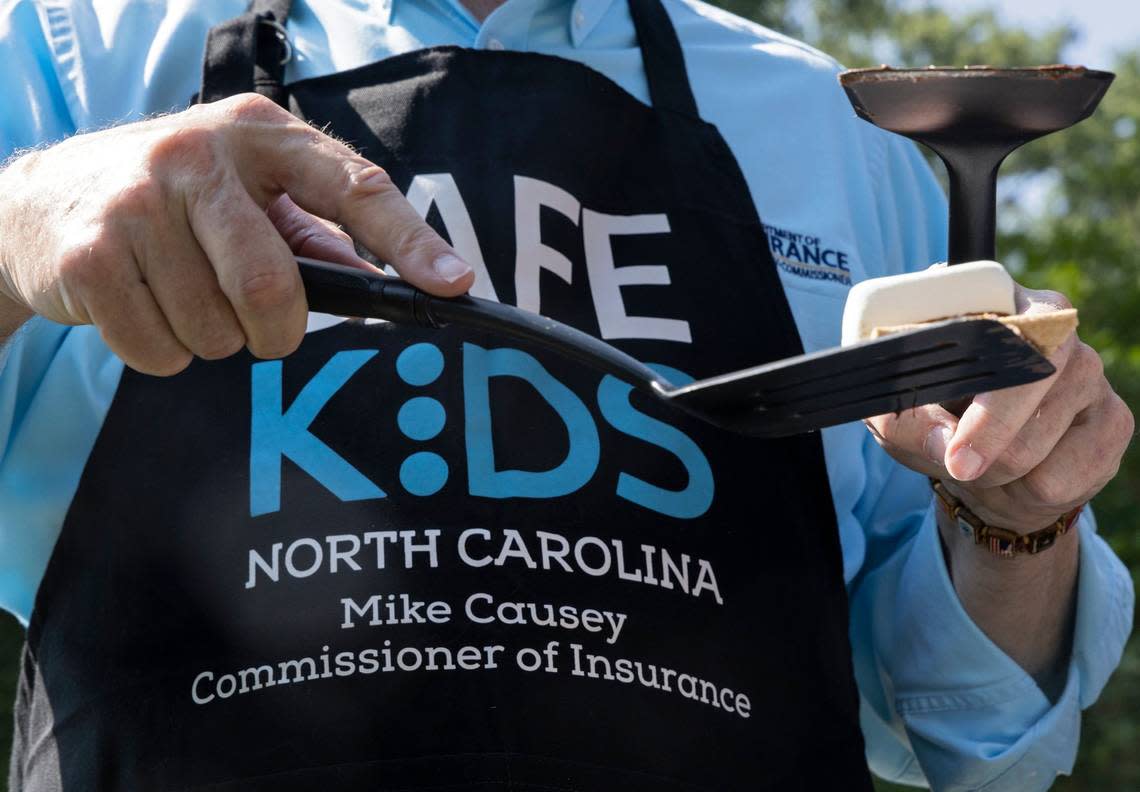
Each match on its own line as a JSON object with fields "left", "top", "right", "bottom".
{"left": 12, "top": 1, "right": 872, "bottom": 789}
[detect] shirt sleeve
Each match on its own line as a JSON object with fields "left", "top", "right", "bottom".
{"left": 0, "top": 0, "right": 76, "bottom": 154}
{"left": 846, "top": 135, "right": 1136, "bottom": 790}
{"left": 0, "top": 0, "right": 95, "bottom": 626}
{"left": 0, "top": 320, "right": 124, "bottom": 626}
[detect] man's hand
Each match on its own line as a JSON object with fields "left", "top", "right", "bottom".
{"left": 867, "top": 284, "right": 1133, "bottom": 531}
{"left": 865, "top": 282, "right": 1134, "bottom": 692}
{"left": 0, "top": 93, "right": 475, "bottom": 372}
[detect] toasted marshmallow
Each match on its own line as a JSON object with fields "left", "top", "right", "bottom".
{"left": 840, "top": 260, "right": 1016, "bottom": 346}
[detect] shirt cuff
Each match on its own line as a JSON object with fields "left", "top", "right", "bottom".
{"left": 868, "top": 504, "right": 1133, "bottom": 791}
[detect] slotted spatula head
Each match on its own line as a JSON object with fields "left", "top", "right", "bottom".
{"left": 661, "top": 318, "right": 1054, "bottom": 436}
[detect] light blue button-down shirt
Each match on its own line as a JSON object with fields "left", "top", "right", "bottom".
{"left": 0, "top": 1, "right": 1133, "bottom": 789}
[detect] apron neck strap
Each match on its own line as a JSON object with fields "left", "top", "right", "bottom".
{"left": 199, "top": 0, "right": 294, "bottom": 106}
{"left": 199, "top": 0, "right": 699, "bottom": 118}
{"left": 627, "top": 0, "right": 699, "bottom": 117}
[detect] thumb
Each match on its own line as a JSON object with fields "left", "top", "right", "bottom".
{"left": 865, "top": 403, "right": 960, "bottom": 479}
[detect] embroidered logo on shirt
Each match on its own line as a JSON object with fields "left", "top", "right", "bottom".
{"left": 763, "top": 224, "right": 852, "bottom": 286}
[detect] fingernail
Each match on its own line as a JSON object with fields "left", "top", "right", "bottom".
{"left": 433, "top": 254, "right": 472, "bottom": 284}
{"left": 349, "top": 165, "right": 392, "bottom": 193}
{"left": 948, "top": 445, "right": 984, "bottom": 481}
{"left": 924, "top": 425, "right": 953, "bottom": 465}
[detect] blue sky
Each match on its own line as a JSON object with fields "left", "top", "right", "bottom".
{"left": 919, "top": 0, "right": 1139, "bottom": 67}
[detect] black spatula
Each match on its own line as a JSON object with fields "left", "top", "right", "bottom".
{"left": 298, "top": 257, "right": 1053, "bottom": 437}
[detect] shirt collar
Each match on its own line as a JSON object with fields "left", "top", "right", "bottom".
{"left": 380, "top": 0, "right": 619, "bottom": 47}
{"left": 569, "top": 0, "right": 615, "bottom": 47}
{"left": 375, "top": 0, "right": 396, "bottom": 26}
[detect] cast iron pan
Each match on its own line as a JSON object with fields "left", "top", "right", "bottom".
{"left": 840, "top": 66, "right": 1114, "bottom": 263}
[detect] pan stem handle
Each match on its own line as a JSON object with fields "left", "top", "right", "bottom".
{"left": 924, "top": 141, "right": 1019, "bottom": 265}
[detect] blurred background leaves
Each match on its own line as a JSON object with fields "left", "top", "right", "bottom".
{"left": 739, "top": 2, "right": 1140, "bottom": 789}
{"left": 1, "top": 0, "right": 1136, "bottom": 789}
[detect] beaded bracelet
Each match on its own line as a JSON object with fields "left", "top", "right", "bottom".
{"left": 930, "top": 478, "right": 1083, "bottom": 558}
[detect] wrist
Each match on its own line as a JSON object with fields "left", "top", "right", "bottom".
{"left": 931, "top": 478, "right": 1083, "bottom": 553}
{"left": 0, "top": 293, "right": 32, "bottom": 341}
{"left": 0, "top": 156, "right": 35, "bottom": 339}
{"left": 934, "top": 497, "right": 1080, "bottom": 695}
{"left": 935, "top": 498, "right": 1080, "bottom": 574}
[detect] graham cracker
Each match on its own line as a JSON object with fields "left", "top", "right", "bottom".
{"left": 870, "top": 309, "right": 1078, "bottom": 356}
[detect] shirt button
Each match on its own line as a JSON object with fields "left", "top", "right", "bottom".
{"left": 574, "top": 10, "right": 585, "bottom": 27}
{"left": 487, "top": 38, "right": 505, "bottom": 50}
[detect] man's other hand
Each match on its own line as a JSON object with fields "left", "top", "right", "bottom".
{"left": 0, "top": 93, "right": 474, "bottom": 373}
{"left": 866, "top": 283, "right": 1134, "bottom": 533}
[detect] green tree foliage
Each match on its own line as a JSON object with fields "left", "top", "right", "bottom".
{"left": 713, "top": 3, "right": 1140, "bottom": 789}
{"left": 1012, "top": 54, "right": 1140, "bottom": 791}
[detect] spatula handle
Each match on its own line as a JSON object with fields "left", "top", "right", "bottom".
{"left": 296, "top": 257, "right": 669, "bottom": 392}
{"left": 297, "top": 256, "right": 436, "bottom": 326}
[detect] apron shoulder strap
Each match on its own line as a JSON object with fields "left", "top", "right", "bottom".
{"left": 200, "top": 0, "right": 698, "bottom": 117}
{"left": 199, "top": 0, "right": 294, "bottom": 106}
{"left": 628, "top": 0, "right": 699, "bottom": 118}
